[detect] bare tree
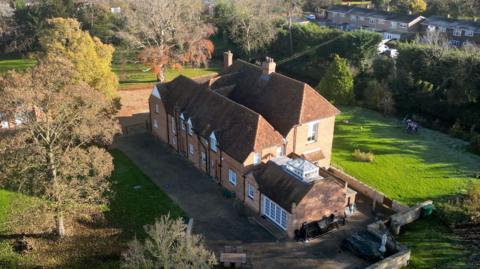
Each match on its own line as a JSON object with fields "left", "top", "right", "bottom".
{"left": 221, "top": 0, "right": 279, "bottom": 59}
{"left": 122, "top": 214, "right": 216, "bottom": 269}
{"left": 282, "top": 0, "right": 305, "bottom": 54}
{"left": 120, "top": 0, "right": 215, "bottom": 82}
{"left": 0, "top": 57, "right": 120, "bottom": 237}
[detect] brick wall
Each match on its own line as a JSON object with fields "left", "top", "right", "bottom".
{"left": 221, "top": 152, "right": 246, "bottom": 200}
{"left": 149, "top": 96, "right": 168, "bottom": 142}
{"left": 244, "top": 173, "right": 261, "bottom": 212}
{"left": 287, "top": 116, "right": 336, "bottom": 168}
{"left": 290, "top": 179, "right": 347, "bottom": 237}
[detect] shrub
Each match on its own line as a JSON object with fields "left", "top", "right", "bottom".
{"left": 352, "top": 149, "right": 374, "bottom": 162}
{"left": 470, "top": 134, "right": 480, "bottom": 154}
{"left": 465, "top": 183, "right": 480, "bottom": 223}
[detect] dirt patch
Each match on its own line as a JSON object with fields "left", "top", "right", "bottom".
{"left": 117, "top": 88, "right": 151, "bottom": 129}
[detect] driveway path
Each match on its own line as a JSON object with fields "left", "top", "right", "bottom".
{"left": 114, "top": 133, "right": 372, "bottom": 269}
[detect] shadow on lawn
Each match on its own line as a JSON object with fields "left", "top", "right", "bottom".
{"left": 104, "top": 150, "right": 186, "bottom": 240}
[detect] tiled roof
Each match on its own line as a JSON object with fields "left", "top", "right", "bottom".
{"left": 327, "top": 5, "right": 352, "bottom": 13}
{"left": 251, "top": 159, "right": 344, "bottom": 212}
{"left": 252, "top": 161, "right": 315, "bottom": 212}
{"left": 212, "top": 60, "right": 340, "bottom": 137}
{"left": 158, "top": 76, "right": 284, "bottom": 163}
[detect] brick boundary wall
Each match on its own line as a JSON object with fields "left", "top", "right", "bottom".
{"left": 328, "top": 166, "right": 409, "bottom": 212}
{"left": 365, "top": 249, "right": 411, "bottom": 269}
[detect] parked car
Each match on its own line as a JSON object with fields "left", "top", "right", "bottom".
{"left": 295, "top": 214, "right": 340, "bottom": 241}
{"left": 341, "top": 231, "right": 385, "bottom": 262}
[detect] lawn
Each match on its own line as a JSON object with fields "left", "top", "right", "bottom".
{"left": 113, "top": 62, "right": 221, "bottom": 89}
{"left": 333, "top": 106, "right": 479, "bottom": 268}
{"left": 0, "top": 57, "right": 221, "bottom": 90}
{"left": 333, "top": 106, "right": 479, "bottom": 205}
{"left": 0, "top": 150, "right": 184, "bottom": 268}
{"left": 397, "top": 215, "right": 472, "bottom": 269}
{"left": 0, "top": 58, "right": 36, "bottom": 73}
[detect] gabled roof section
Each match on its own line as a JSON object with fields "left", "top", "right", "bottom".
{"left": 151, "top": 85, "right": 161, "bottom": 99}
{"left": 159, "top": 75, "right": 283, "bottom": 163}
{"left": 211, "top": 60, "right": 340, "bottom": 136}
{"left": 251, "top": 161, "right": 314, "bottom": 212}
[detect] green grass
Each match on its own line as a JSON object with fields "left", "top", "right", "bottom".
{"left": 106, "top": 149, "right": 186, "bottom": 238}
{"left": 112, "top": 63, "right": 221, "bottom": 89}
{"left": 0, "top": 58, "right": 220, "bottom": 90}
{"left": 333, "top": 106, "right": 480, "bottom": 205}
{"left": 397, "top": 215, "right": 471, "bottom": 269}
{"left": 0, "top": 150, "right": 185, "bottom": 267}
{"left": 0, "top": 58, "right": 36, "bottom": 73}
{"left": 333, "top": 106, "right": 479, "bottom": 268}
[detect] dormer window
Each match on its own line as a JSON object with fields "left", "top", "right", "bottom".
{"left": 171, "top": 117, "right": 176, "bottom": 134}
{"left": 210, "top": 132, "right": 217, "bottom": 152}
{"left": 180, "top": 113, "right": 185, "bottom": 130}
{"left": 253, "top": 152, "right": 261, "bottom": 165}
{"left": 187, "top": 118, "right": 193, "bottom": 135}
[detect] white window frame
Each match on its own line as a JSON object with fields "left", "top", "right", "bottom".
{"left": 253, "top": 152, "right": 261, "bottom": 165}
{"left": 307, "top": 122, "right": 319, "bottom": 143}
{"left": 155, "top": 104, "right": 159, "bottom": 113}
{"left": 399, "top": 23, "right": 408, "bottom": 29}
{"left": 153, "top": 119, "right": 158, "bottom": 128}
{"left": 369, "top": 18, "right": 376, "bottom": 24}
{"left": 465, "top": 30, "right": 474, "bottom": 37}
{"left": 439, "top": 26, "right": 447, "bottom": 33}
{"left": 453, "top": 28, "right": 462, "bottom": 36}
{"left": 187, "top": 118, "right": 193, "bottom": 135}
{"left": 180, "top": 113, "right": 185, "bottom": 130}
{"left": 201, "top": 151, "right": 206, "bottom": 164}
{"left": 1, "top": 121, "right": 8, "bottom": 129}
{"left": 210, "top": 132, "right": 217, "bottom": 152}
{"left": 171, "top": 117, "right": 176, "bottom": 134}
{"left": 247, "top": 184, "right": 254, "bottom": 199}
{"left": 359, "top": 16, "right": 364, "bottom": 21}
{"left": 189, "top": 143, "right": 194, "bottom": 155}
{"left": 228, "top": 169, "right": 237, "bottom": 185}
{"left": 276, "top": 146, "right": 284, "bottom": 156}
{"left": 262, "top": 196, "right": 287, "bottom": 230}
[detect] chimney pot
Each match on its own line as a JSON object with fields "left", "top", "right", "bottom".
{"left": 224, "top": 50, "right": 233, "bottom": 70}
{"left": 262, "top": 57, "right": 276, "bottom": 75}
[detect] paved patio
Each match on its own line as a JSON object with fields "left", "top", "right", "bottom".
{"left": 114, "top": 133, "right": 381, "bottom": 269}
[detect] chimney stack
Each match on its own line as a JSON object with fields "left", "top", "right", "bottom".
{"left": 224, "top": 50, "right": 233, "bottom": 70}
{"left": 262, "top": 57, "right": 276, "bottom": 75}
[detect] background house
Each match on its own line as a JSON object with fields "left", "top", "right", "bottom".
{"left": 421, "top": 16, "right": 480, "bottom": 46}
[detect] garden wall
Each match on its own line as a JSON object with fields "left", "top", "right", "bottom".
{"left": 365, "top": 249, "right": 411, "bottom": 269}
{"left": 328, "top": 167, "right": 409, "bottom": 212}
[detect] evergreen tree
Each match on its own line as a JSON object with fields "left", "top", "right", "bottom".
{"left": 317, "top": 54, "right": 354, "bottom": 105}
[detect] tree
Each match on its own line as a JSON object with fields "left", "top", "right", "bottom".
{"left": 39, "top": 18, "right": 118, "bottom": 97}
{"left": 397, "top": 0, "right": 427, "bottom": 13}
{"left": 122, "top": 214, "right": 216, "bottom": 269}
{"left": 317, "top": 54, "right": 354, "bottom": 105}
{"left": 282, "top": 0, "right": 304, "bottom": 54}
{"left": 364, "top": 80, "right": 396, "bottom": 115}
{"left": 120, "top": 0, "right": 215, "bottom": 82}
{"left": 216, "top": 0, "right": 279, "bottom": 59}
{"left": 0, "top": 57, "right": 120, "bottom": 237}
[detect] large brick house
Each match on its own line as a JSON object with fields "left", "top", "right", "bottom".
{"left": 149, "top": 52, "right": 354, "bottom": 238}
{"left": 421, "top": 16, "right": 480, "bottom": 46}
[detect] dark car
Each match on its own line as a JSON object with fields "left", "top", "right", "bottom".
{"left": 341, "top": 231, "right": 385, "bottom": 262}
{"left": 295, "top": 214, "right": 340, "bottom": 241}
